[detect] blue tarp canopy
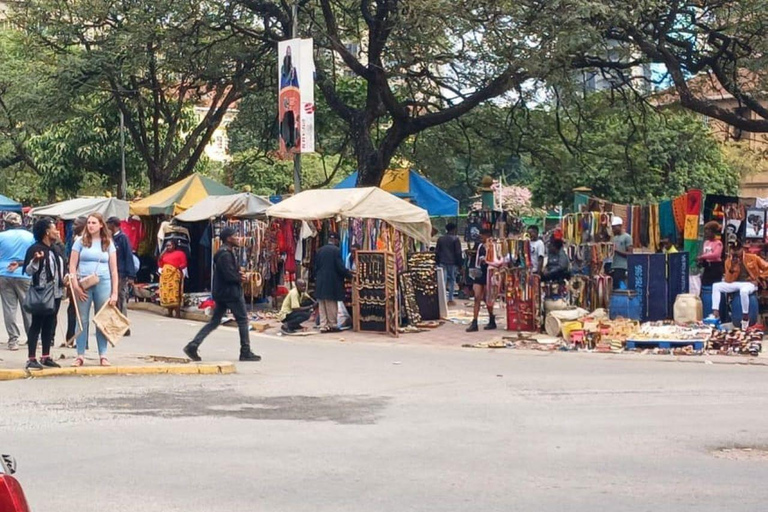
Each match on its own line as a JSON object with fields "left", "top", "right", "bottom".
{"left": 0, "top": 193, "right": 22, "bottom": 212}
{"left": 334, "top": 169, "right": 459, "bottom": 217}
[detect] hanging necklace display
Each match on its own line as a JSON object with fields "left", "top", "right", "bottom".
{"left": 354, "top": 250, "right": 399, "bottom": 337}
{"left": 407, "top": 252, "right": 440, "bottom": 320}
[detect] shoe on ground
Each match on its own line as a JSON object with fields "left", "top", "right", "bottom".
{"left": 741, "top": 320, "right": 750, "bottom": 331}
{"left": 704, "top": 314, "right": 718, "bottom": 321}
{"left": 484, "top": 316, "right": 497, "bottom": 330}
{"left": 239, "top": 351, "right": 262, "bottom": 362}
{"left": 42, "top": 357, "right": 61, "bottom": 368}
{"left": 8, "top": 342, "right": 18, "bottom": 352}
{"left": 183, "top": 343, "right": 202, "bottom": 362}
{"left": 281, "top": 325, "right": 295, "bottom": 334}
{"left": 25, "top": 360, "right": 44, "bottom": 371}
{"left": 466, "top": 321, "right": 479, "bottom": 333}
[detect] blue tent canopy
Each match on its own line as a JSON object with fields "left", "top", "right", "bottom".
{"left": 334, "top": 170, "right": 459, "bottom": 217}
{"left": 0, "top": 193, "right": 22, "bottom": 213}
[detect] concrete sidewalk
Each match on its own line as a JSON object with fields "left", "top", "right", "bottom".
{"left": 0, "top": 302, "right": 237, "bottom": 380}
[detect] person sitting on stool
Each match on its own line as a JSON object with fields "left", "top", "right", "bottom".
{"left": 279, "top": 279, "right": 315, "bottom": 334}
{"left": 542, "top": 239, "right": 571, "bottom": 283}
{"left": 708, "top": 237, "right": 768, "bottom": 330}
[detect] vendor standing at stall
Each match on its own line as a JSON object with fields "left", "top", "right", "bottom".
{"left": 157, "top": 239, "right": 188, "bottom": 318}
{"left": 315, "top": 233, "right": 352, "bottom": 333}
{"left": 435, "top": 223, "right": 463, "bottom": 306}
{"left": 708, "top": 238, "right": 768, "bottom": 330}
{"left": 698, "top": 221, "right": 724, "bottom": 287}
{"left": 467, "top": 228, "right": 497, "bottom": 332}
{"left": 610, "top": 217, "right": 633, "bottom": 289}
{"left": 527, "top": 225, "right": 546, "bottom": 274}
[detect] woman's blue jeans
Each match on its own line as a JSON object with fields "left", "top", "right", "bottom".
{"left": 76, "top": 278, "right": 112, "bottom": 356}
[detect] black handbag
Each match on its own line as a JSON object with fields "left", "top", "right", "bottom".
{"left": 23, "top": 282, "right": 55, "bottom": 315}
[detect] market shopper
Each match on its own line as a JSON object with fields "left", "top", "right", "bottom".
{"left": 698, "top": 221, "right": 724, "bottom": 287}
{"left": 435, "top": 223, "right": 463, "bottom": 306}
{"left": 467, "top": 228, "right": 497, "bottom": 332}
{"left": 527, "top": 225, "right": 546, "bottom": 274}
{"left": 314, "top": 233, "right": 352, "bottom": 333}
{"left": 541, "top": 239, "right": 571, "bottom": 282}
{"left": 107, "top": 217, "right": 136, "bottom": 333}
{"left": 610, "top": 217, "right": 633, "bottom": 289}
{"left": 65, "top": 216, "right": 87, "bottom": 346}
{"left": 279, "top": 279, "right": 314, "bottom": 334}
{"left": 346, "top": 244, "right": 360, "bottom": 271}
{"left": 0, "top": 212, "right": 34, "bottom": 351}
{"left": 708, "top": 238, "right": 768, "bottom": 330}
{"left": 183, "top": 227, "right": 261, "bottom": 362}
{"left": 21, "top": 218, "right": 64, "bottom": 370}
{"left": 157, "top": 239, "right": 188, "bottom": 318}
{"left": 69, "top": 213, "right": 120, "bottom": 367}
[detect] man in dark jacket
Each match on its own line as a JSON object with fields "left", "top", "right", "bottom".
{"left": 435, "top": 223, "right": 463, "bottom": 306}
{"left": 314, "top": 233, "right": 352, "bottom": 332}
{"left": 183, "top": 227, "right": 261, "bottom": 362}
{"left": 107, "top": 217, "right": 137, "bottom": 334}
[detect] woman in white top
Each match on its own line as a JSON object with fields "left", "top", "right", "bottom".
{"left": 69, "top": 213, "right": 119, "bottom": 367}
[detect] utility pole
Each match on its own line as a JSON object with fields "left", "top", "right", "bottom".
{"left": 119, "top": 110, "right": 127, "bottom": 200}
{"left": 291, "top": 0, "right": 302, "bottom": 194}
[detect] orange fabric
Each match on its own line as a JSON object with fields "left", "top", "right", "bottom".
{"left": 673, "top": 196, "right": 687, "bottom": 233}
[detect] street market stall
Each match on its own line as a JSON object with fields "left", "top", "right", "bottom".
{"left": 30, "top": 197, "right": 129, "bottom": 220}
{"left": 0, "top": 193, "right": 22, "bottom": 213}
{"left": 29, "top": 197, "right": 131, "bottom": 246}
{"left": 128, "top": 174, "right": 239, "bottom": 292}
{"left": 174, "top": 193, "right": 272, "bottom": 222}
{"left": 334, "top": 168, "right": 459, "bottom": 218}
{"left": 130, "top": 173, "right": 238, "bottom": 216}
{"left": 266, "top": 187, "right": 433, "bottom": 335}
{"left": 173, "top": 193, "right": 273, "bottom": 302}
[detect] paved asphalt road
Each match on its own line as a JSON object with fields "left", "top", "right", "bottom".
{"left": 2, "top": 310, "right": 768, "bottom": 511}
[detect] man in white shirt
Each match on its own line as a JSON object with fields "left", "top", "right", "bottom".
{"left": 527, "top": 225, "right": 546, "bottom": 274}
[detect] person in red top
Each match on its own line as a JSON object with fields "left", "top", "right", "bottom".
{"left": 158, "top": 240, "right": 188, "bottom": 318}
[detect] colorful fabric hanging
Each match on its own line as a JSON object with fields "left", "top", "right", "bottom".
{"left": 658, "top": 200, "right": 678, "bottom": 245}
{"left": 686, "top": 189, "right": 703, "bottom": 216}
{"left": 672, "top": 195, "right": 687, "bottom": 233}
{"left": 649, "top": 204, "right": 661, "bottom": 252}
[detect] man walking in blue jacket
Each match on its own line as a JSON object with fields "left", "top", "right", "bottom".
{"left": 0, "top": 212, "right": 35, "bottom": 351}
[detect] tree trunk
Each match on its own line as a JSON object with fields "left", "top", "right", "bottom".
{"left": 353, "top": 121, "right": 405, "bottom": 187}
{"left": 148, "top": 165, "right": 166, "bottom": 193}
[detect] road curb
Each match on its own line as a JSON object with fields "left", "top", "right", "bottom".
{"left": 0, "top": 362, "right": 236, "bottom": 381}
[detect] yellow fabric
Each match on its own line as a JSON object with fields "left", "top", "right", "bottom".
{"left": 379, "top": 168, "right": 410, "bottom": 194}
{"left": 664, "top": 246, "right": 678, "bottom": 254}
{"left": 683, "top": 214, "right": 699, "bottom": 240}
{"left": 159, "top": 265, "right": 184, "bottom": 308}
{"left": 279, "top": 288, "right": 311, "bottom": 321}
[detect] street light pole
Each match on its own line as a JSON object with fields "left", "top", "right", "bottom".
{"left": 119, "top": 110, "right": 127, "bottom": 200}
{"left": 291, "top": 0, "right": 302, "bottom": 194}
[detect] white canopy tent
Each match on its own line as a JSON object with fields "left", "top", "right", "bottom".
{"left": 266, "top": 187, "right": 432, "bottom": 244}
{"left": 29, "top": 197, "right": 130, "bottom": 220}
{"left": 174, "top": 193, "right": 272, "bottom": 222}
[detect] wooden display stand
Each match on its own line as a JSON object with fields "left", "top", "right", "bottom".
{"left": 353, "top": 250, "right": 399, "bottom": 338}
{"left": 506, "top": 269, "right": 540, "bottom": 332}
